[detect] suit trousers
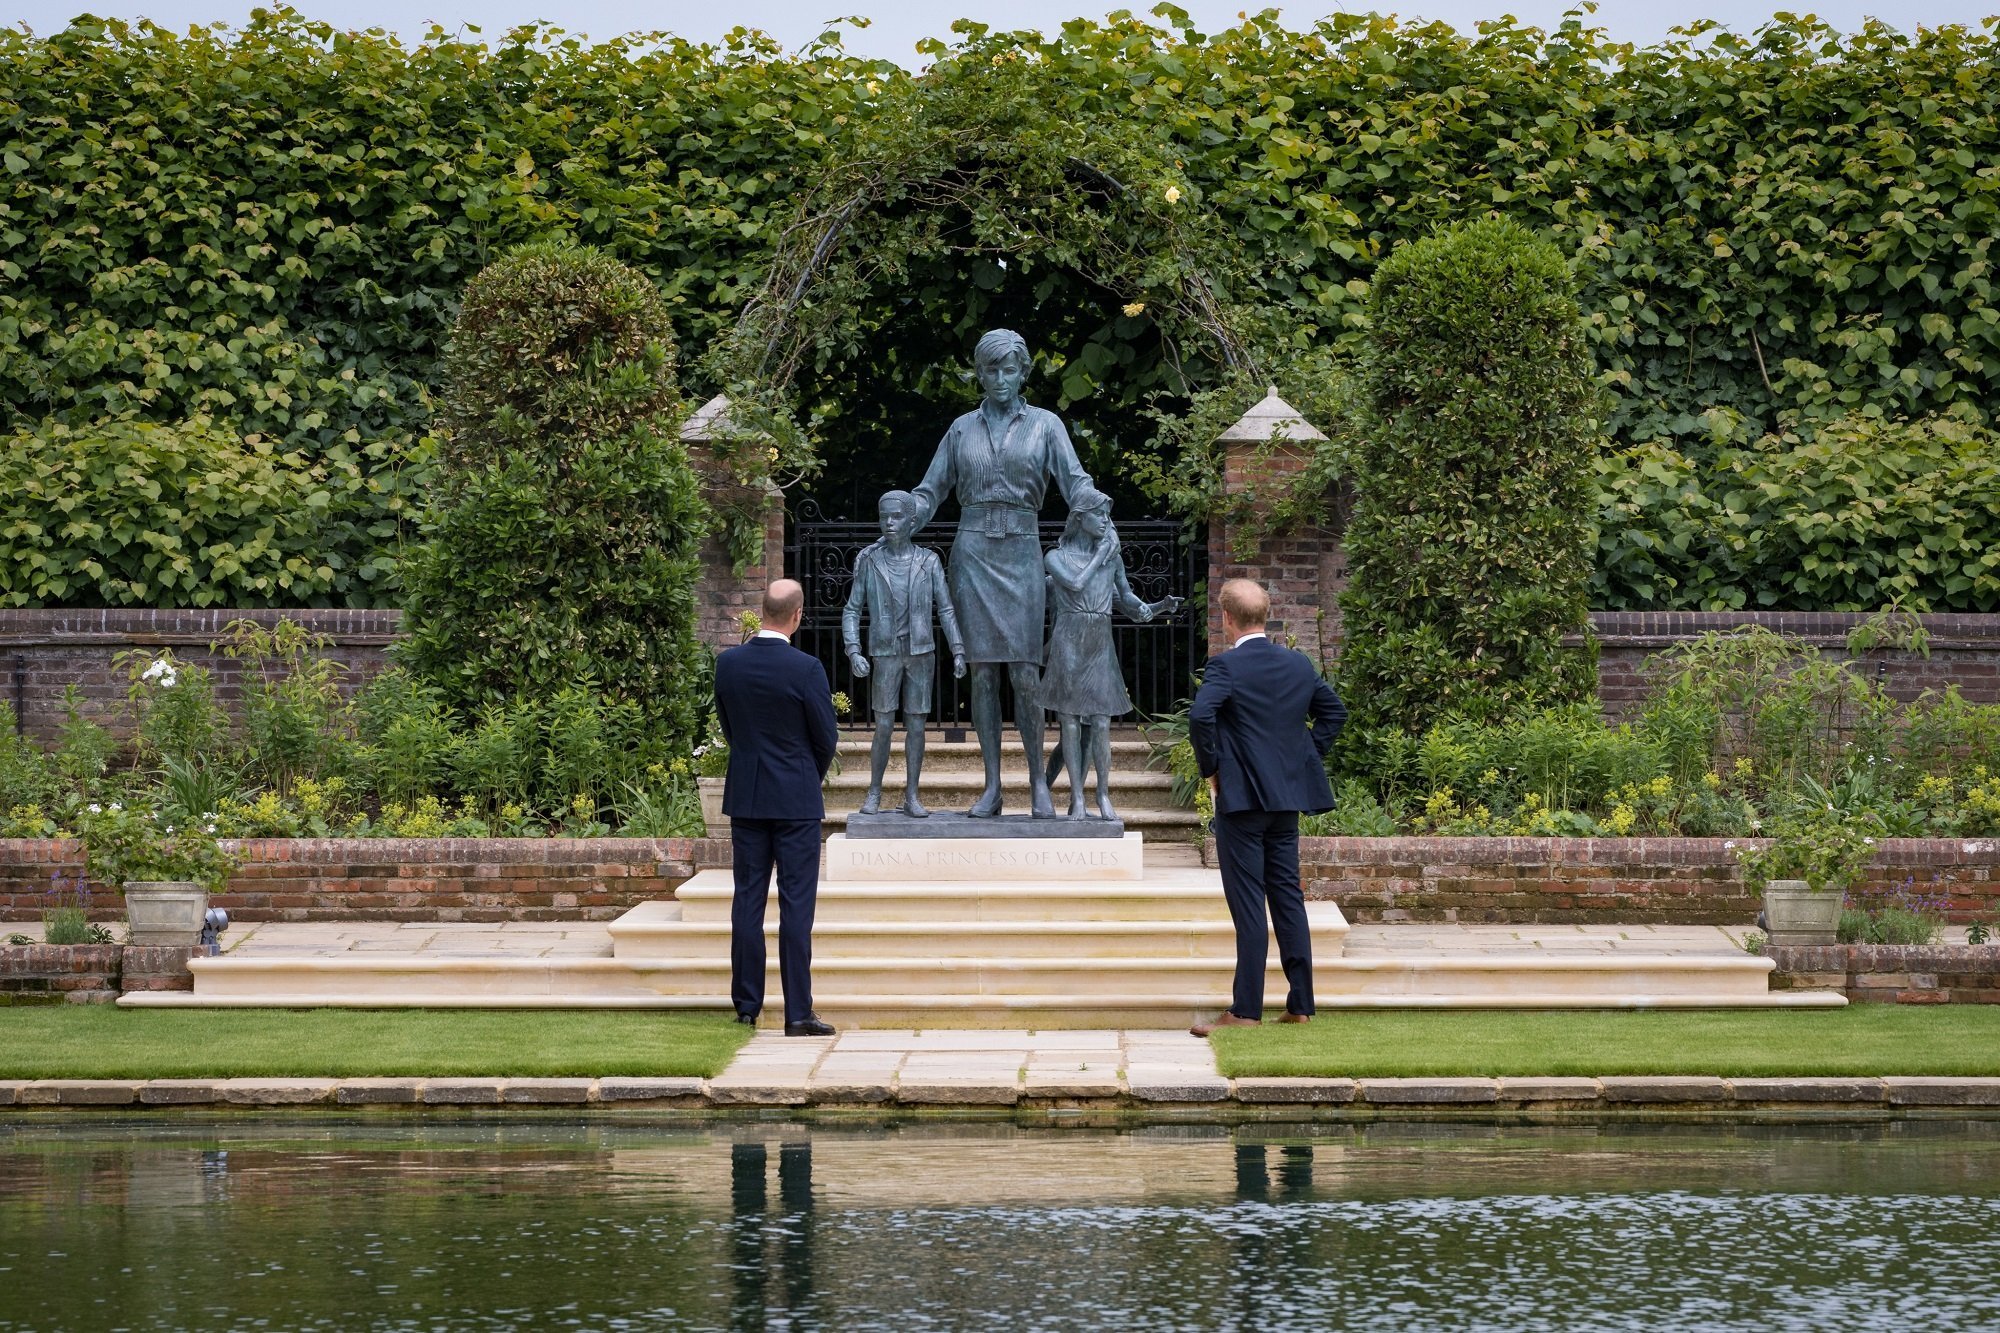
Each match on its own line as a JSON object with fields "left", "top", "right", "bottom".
{"left": 1213, "top": 808, "right": 1315, "bottom": 1021}
{"left": 729, "top": 817, "right": 821, "bottom": 1024}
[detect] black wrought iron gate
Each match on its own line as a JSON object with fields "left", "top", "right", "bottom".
{"left": 785, "top": 501, "right": 1207, "bottom": 727}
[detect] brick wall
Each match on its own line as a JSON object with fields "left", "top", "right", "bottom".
{"left": 1590, "top": 610, "right": 2000, "bottom": 717}
{"left": 1770, "top": 943, "right": 2000, "bottom": 1004}
{"left": 0, "top": 943, "right": 121, "bottom": 1003}
{"left": 0, "top": 837, "right": 732, "bottom": 923}
{"left": 1208, "top": 438, "right": 1345, "bottom": 668}
{"left": 1283, "top": 836, "right": 2000, "bottom": 924}
{"left": 0, "top": 608, "right": 398, "bottom": 745}
{"left": 0, "top": 943, "right": 203, "bottom": 1003}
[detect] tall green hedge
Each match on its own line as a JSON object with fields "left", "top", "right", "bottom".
{"left": 396, "top": 241, "right": 705, "bottom": 750}
{"left": 1339, "top": 219, "right": 1600, "bottom": 738}
{"left": 4, "top": 11, "right": 1998, "bottom": 605}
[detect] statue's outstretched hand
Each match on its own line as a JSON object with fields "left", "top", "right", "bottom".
{"left": 849, "top": 653, "right": 871, "bottom": 678}
{"left": 1153, "top": 595, "right": 1186, "bottom": 619}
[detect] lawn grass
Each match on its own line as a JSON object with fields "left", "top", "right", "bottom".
{"left": 0, "top": 1009, "right": 752, "bottom": 1080}
{"left": 1210, "top": 1008, "right": 2000, "bottom": 1079}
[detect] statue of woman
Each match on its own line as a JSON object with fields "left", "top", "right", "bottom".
{"left": 1041, "top": 487, "right": 1182, "bottom": 819}
{"left": 908, "top": 329, "right": 1095, "bottom": 819}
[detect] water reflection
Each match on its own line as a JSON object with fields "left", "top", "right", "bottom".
{"left": 3, "top": 1121, "right": 1999, "bottom": 1330}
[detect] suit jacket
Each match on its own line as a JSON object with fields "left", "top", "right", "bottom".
{"left": 714, "top": 635, "right": 840, "bottom": 820}
{"left": 842, "top": 543, "right": 966, "bottom": 659}
{"left": 1189, "top": 635, "right": 1346, "bottom": 816}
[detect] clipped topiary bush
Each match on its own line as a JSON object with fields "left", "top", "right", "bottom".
{"left": 397, "top": 242, "right": 706, "bottom": 754}
{"left": 1339, "top": 218, "right": 1600, "bottom": 741}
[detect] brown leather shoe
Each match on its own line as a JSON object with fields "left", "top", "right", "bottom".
{"left": 1190, "top": 1011, "right": 1262, "bottom": 1038}
{"left": 1277, "top": 1012, "right": 1312, "bottom": 1024}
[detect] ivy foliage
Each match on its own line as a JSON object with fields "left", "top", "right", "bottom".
{"left": 395, "top": 242, "right": 706, "bottom": 755}
{"left": 4, "top": 9, "right": 2000, "bottom": 599}
{"left": 1339, "top": 219, "right": 1600, "bottom": 744}
{"left": 0, "top": 417, "right": 427, "bottom": 607}
{"left": 1593, "top": 413, "right": 2000, "bottom": 611}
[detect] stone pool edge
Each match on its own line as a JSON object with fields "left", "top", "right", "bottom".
{"left": 5, "top": 1075, "right": 2000, "bottom": 1119}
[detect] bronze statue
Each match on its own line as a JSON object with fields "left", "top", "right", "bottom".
{"left": 842, "top": 490, "right": 966, "bottom": 817}
{"left": 1041, "top": 487, "right": 1182, "bottom": 819}
{"left": 908, "top": 330, "right": 1095, "bottom": 819}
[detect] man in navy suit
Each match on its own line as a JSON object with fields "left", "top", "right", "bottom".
{"left": 1187, "top": 579, "right": 1347, "bottom": 1037}
{"left": 714, "top": 578, "right": 840, "bottom": 1036}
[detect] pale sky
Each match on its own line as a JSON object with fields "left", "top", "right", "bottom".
{"left": 9, "top": 1, "right": 1997, "bottom": 64}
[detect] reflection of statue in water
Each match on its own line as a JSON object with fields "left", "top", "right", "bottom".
{"left": 842, "top": 489, "right": 967, "bottom": 818}
{"left": 1041, "top": 487, "right": 1182, "bottom": 820}
{"left": 909, "top": 329, "right": 1096, "bottom": 819}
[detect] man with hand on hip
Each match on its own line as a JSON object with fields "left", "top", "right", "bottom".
{"left": 714, "top": 578, "right": 840, "bottom": 1037}
{"left": 1187, "top": 579, "right": 1347, "bottom": 1038}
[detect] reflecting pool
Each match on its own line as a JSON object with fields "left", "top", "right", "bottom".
{"left": 4, "top": 1119, "right": 1999, "bottom": 1330}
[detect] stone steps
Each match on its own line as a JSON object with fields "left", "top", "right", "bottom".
{"left": 131, "top": 833, "right": 1837, "bottom": 1023}
{"left": 822, "top": 731, "right": 1199, "bottom": 831}
{"left": 832, "top": 735, "right": 1159, "bottom": 775}
{"left": 131, "top": 953, "right": 1843, "bottom": 1022}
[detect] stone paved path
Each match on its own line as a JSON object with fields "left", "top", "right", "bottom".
{"left": 706, "top": 1028, "right": 1230, "bottom": 1105}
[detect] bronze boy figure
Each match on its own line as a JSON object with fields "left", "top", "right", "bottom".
{"left": 843, "top": 489, "right": 967, "bottom": 817}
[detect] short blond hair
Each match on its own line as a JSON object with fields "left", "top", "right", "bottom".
{"left": 1218, "top": 578, "right": 1270, "bottom": 633}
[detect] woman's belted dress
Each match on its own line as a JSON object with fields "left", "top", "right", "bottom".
{"left": 909, "top": 400, "right": 1095, "bottom": 665}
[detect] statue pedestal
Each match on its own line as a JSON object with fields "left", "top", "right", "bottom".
{"left": 824, "top": 831, "right": 1143, "bottom": 882}
{"left": 844, "top": 811, "right": 1125, "bottom": 839}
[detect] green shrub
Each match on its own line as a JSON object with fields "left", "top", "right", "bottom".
{"left": 1339, "top": 218, "right": 1600, "bottom": 743}
{"left": 397, "top": 242, "right": 707, "bottom": 760}
{"left": 0, "top": 419, "right": 348, "bottom": 608}
{"left": 113, "top": 650, "right": 229, "bottom": 767}
{"left": 0, "top": 707, "right": 53, "bottom": 815}
{"left": 1595, "top": 415, "right": 2000, "bottom": 611}
{"left": 7, "top": 15, "right": 2000, "bottom": 611}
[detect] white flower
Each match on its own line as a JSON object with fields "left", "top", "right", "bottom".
{"left": 87, "top": 803, "right": 101, "bottom": 814}
{"left": 1164, "top": 185, "right": 1182, "bottom": 204}
{"left": 141, "top": 658, "right": 169, "bottom": 681}
{"left": 109, "top": 803, "right": 121, "bottom": 811}
{"left": 206, "top": 824, "right": 217, "bottom": 834}
{"left": 693, "top": 744, "right": 709, "bottom": 757}
{"left": 1864, "top": 837, "right": 1876, "bottom": 845}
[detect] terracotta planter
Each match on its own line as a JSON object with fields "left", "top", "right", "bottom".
{"left": 1762, "top": 879, "right": 1842, "bottom": 947}
{"left": 124, "top": 880, "right": 208, "bottom": 946}
{"left": 697, "top": 777, "right": 728, "bottom": 838}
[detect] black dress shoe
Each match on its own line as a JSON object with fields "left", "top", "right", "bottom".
{"left": 784, "top": 1014, "right": 835, "bottom": 1037}
{"left": 735, "top": 1013, "right": 758, "bottom": 1025}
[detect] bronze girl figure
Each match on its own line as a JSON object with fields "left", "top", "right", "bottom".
{"left": 1040, "top": 487, "right": 1182, "bottom": 819}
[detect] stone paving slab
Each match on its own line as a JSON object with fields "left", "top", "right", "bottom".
{"left": 1598, "top": 1075, "right": 1732, "bottom": 1103}
{"left": 1497, "top": 1077, "right": 1603, "bottom": 1102}
{"left": 5, "top": 1070, "right": 2000, "bottom": 1112}
{"left": 1358, "top": 1078, "right": 1502, "bottom": 1105}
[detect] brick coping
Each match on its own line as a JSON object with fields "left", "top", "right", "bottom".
{"left": 4, "top": 1074, "right": 1998, "bottom": 1113}
{"left": 3, "top": 835, "right": 1996, "bottom": 863}
{"left": 0, "top": 836, "right": 727, "bottom": 862}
